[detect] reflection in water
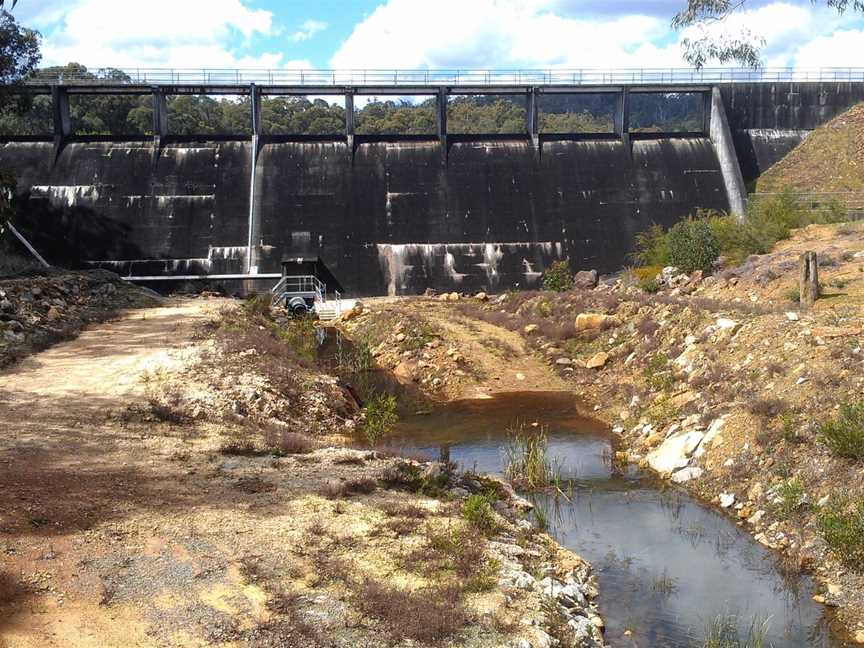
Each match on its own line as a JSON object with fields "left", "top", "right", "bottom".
{"left": 389, "top": 391, "right": 842, "bottom": 648}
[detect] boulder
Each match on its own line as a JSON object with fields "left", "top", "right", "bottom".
{"left": 393, "top": 361, "right": 417, "bottom": 383}
{"left": 646, "top": 431, "right": 705, "bottom": 474}
{"left": 671, "top": 467, "right": 704, "bottom": 483}
{"left": 474, "top": 291, "right": 489, "bottom": 301}
{"left": 715, "top": 318, "right": 741, "bottom": 334}
{"left": 575, "top": 313, "right": 619, "bottom": 331}
{"left": 555, "top": 357, "right": 573, "bottom": 366}
{"left": 0, "top": 299, "right": 12, "bottom": 313}
{"left": 573, "top": 269, "right": 598, "bottom": 290}
{"left": 585, "top": 351, "right": 608, "bottom": 369}
{"left": 341, "top": 301, "right": 365, "bottom": 321}
{"left": 523, "top": 324, "right": 539, "bottom": 335}
{"left": 447, "top": 292, "right": 460, "bottom": 302}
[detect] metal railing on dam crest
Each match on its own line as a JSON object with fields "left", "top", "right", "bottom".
{"left": 21, "top": 67, "right": 864, "bottom": 87}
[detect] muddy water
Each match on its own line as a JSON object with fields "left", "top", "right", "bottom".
{"left": 388, "top": 391, "right": 843, "bottom": 648}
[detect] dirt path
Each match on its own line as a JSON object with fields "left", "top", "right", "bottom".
{"left": 431, "top": 306, "right": 566, "bottom": 398}
{"left": 0, "top": 298, "right": 232, "bottom": 647}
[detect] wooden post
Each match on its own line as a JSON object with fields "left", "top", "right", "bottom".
{"left": 799, "top": 251, "right": 819, "bottom": 307}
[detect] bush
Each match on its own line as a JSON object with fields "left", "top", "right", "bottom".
{"left": 633, "top": 223, "right": 670, "bottom": 267}
{"left": 775, "top": 478, "right": 806, "bottom": 516}
{"left": 353, "top": 579, "right": 467, "bottom": 643}
{"left": 461, "top": 493, "right": 498, "bottom": 535}
{"left": 542, "top": 260, "right": 573, "bottom": 292}
{"left": 819, "top": 400, "right": 864, "bottom": 459}
{"left": 631, "top": 191, "right": 849, "bottom": 276}
{"left": 667, "top": 217, "right": 720, "bottom": 274}
{"left": 817, "top": 496, "right": 864, "bottom": 568}
{"left": 362, "top": 392, "right": 398, "bottom": 446}
{"left": 643, "top": 352, "right": 674, "bottom": 392}
{"left": 423, "top": 523, "right": 498, "bottom": 587}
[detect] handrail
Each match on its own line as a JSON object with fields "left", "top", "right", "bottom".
{"left": 18, "top": 67, "right": 864, "bottom": 88}
{"left": 271, "top": 274, "right": 327, "bottom": 303}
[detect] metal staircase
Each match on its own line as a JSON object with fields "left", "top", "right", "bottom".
{"left": 270, "top": 274, "right": 342, "bottom": 319}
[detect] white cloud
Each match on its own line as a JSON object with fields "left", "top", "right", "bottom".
{"left": 290, "top": 19, "right": 328, "bottom": 43}
{"left": 331, "top": 0, "right": 863, "bottom": 71}
{"left": 787, "top": 28, "right": 864, "bottom": 68}
{"left": 38, "top": 0, "right": 287, "bottom": 69}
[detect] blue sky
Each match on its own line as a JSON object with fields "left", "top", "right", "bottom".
{"left": 9, "top": 0, "right": 864, "bottom": 71}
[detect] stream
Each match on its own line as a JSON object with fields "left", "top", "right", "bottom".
{"left": 386, "top": 391, "right": 844, "bottom": 648}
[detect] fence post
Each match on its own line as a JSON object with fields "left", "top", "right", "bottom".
{"left": 799, "top": 251, "right": 819, "bottom": 308}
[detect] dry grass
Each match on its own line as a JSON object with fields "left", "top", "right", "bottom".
{"left": 318, "top": 476, "right": 378, "bottom": 499}
{"left": 353, "top": 579, "right": 468, "bottom": 643}
{"left": 756, "top": 102, "right": 864, "bottom": 194}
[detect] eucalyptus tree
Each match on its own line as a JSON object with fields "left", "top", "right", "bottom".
{"left": 674, "top": 0, "right": 864, "bottom": 68}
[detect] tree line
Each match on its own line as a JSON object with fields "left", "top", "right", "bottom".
{"left": 0, "top": 64, "right": 704, "bottom": 137}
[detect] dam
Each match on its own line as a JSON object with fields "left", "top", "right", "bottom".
{"left": 2, "top": 68, "right": 864, "bottom": 295}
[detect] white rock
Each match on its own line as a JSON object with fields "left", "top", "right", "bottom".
{"left": 646, "top": 431, "right": 705, "bottom": 474}
{"left": 748, "top": 510, "right": 765, "bottom": 525}
{"left": 786, "top": 312, "right": 800, "bottom": 321}
{"left": 720, "top": 492, "right": 736, "bottom": 508}
{"left": 702, "top": 417, "right": 726, "bottom": 445}
{"left": 671, "top": 467, "right": 704, "bottom": 483}
{"left": 567, "top": 616, "right": 593, "bottom": 640}
{"left": 716, "top": 318, "right": 741, "bottom": 334}
{"left": 559, "top": 583, "right": 588, "bottom": 608}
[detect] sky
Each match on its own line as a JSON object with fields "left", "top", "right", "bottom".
{"left": 8, "top": 0, "right": 864, "bottom": 72}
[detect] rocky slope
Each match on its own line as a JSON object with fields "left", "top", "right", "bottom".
{"left": 0, "top": 269, "right": 159, "bottom": 369}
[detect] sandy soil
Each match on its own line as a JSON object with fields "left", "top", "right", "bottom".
{"left": 1, "top": 297, "right": 587, "bottom": 648}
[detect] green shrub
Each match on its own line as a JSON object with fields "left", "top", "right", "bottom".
{"left": 817, "top": 496, "right": 864, "bottom": 568}
{"left": 362, "top": 392, "right": 398, "bottom": 446}
{"left": 542, "top": 260, "right": 574, "bottom": 292}
{"left": 639, "top": 277, "right": 662, "bottom": 294}
{"left": 633, "top": 223, "right": 670, "bottom": 267}
{"left": 778, "top": 411, "right": 800, "bottom": 443}
{"left": 819, "top": 400, "right": 864, "bottom": 459}
{"left": 461, "top": 493, "right": 498, "bottom": 535}
{"left": 630, "top": 190, "right": 849, "bottom": 276}
{"left": 775, "top": 478, "right": 806, "bottom": 516}
{"left": 667, "top": 217, "right": 720, "bottom": 273}
{"left": 643, "top": 352, "right": 674, "bottom": 392}
{"left": 535, "top": 300, "right": 553, "bottom": 317}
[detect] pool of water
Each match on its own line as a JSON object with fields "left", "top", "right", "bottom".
{"left": 388, "top": 391, "right": 844, "bottom": 648}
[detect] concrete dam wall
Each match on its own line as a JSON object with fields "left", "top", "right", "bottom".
{"left": 8, "top": 79, "right": 863, "bottom": 295}
{"left": 0, "top": 135, "right": 729, "bottom": 295}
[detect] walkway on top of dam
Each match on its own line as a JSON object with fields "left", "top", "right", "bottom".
{"left": 17, "top": 66, "right": 864, "bottom": 94}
